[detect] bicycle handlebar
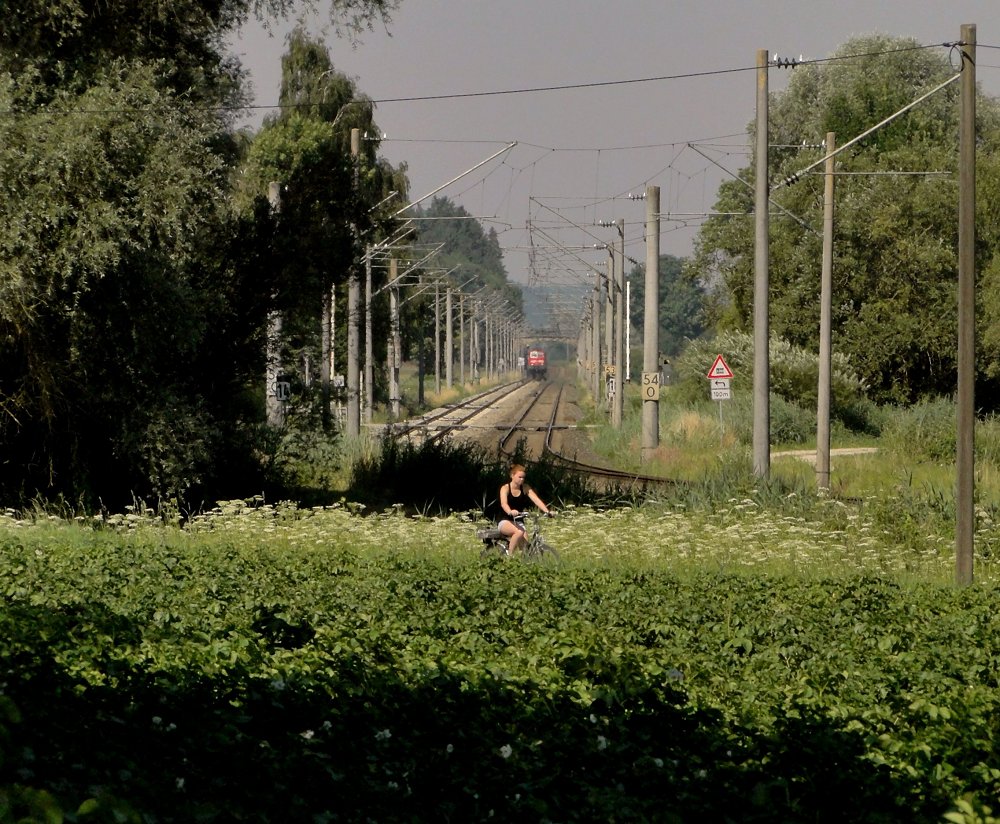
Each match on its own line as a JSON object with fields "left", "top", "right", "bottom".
{"left": 511, "top": 510, "right": 555, "bottom": 523}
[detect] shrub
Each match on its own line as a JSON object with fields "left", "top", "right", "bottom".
{"left": 348, "top": 435, "right": 505, "bottom": 513}
{"left": 689, "top": 393, "right": 814, "bottom": 447}
{"left": 881, "top": 397, "right": 957, "bottom": 462}
{"left": 672, "top": 331, "right": 875, "bottom": 434}
{"left": 975, "top": 414, "right": 1000, "bottom": 466}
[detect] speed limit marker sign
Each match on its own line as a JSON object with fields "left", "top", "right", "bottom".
{"left": 641, "top": 372, "right": 660, "bottom": 400}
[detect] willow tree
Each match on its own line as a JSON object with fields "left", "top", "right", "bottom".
{"left": 692, "top": 34, "right": 1000, "bottom": 406}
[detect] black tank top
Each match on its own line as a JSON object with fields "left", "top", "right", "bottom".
{"left": 505, "top": 484, "right": 530, "bottom": 513}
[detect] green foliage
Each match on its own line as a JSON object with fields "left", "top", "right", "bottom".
{"left": 1, "top": 506, "right": 1000, "bottom": 820}
{"left": 628, "top": 253, "right": 707, "bottom": 357}
{"left": 881, "top": 396, "right": 958, "bottom": 462}
{"left": 0, "top": 7, "right": 406, "bottom": 510}
{"left": 670, "top": 330, "right": 877, "bottom": 439}
{"left": 692, "top": 34, "right": 1000, "bottom": 407}
{"left": 412, "top": 197, "right": 522, "bottom": 313}
{"left": 262, "top": 419, "right": 345, "bottom": 506}
{"left": 0, "top": 62, "right": 264, "bottom": 507}
{"left": 349, "top": 435, "right": 506, "bottom": 513}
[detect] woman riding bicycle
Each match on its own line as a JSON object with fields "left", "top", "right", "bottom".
{"left": 498, "top": 464, "right": 551, "bottom": 556}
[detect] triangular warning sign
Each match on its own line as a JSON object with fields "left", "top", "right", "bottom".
{"left": 707, "top": 354, "right": 734, "bottom": 379}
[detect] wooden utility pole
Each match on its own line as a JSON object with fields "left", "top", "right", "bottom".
{"left": 434, "top": 282, "right": 441, "bottom": 394}
{"left": 957, "top": 23, "right": 976, "bottom": 585}
{"left": 446, "top": 286, "right": 454, "bottom": 388}
{"left": 592, "top": 270, "right": 602, "bottom": 405}
{"left": 753, "top": 48, "right": 770, "bottom": 478}
{"left": 605, "top": 256, "right": 614, "bottom": 379}
{"left": 346, "top": 128, "right": 362, "bottom": 437}
{"left": 816, "top": 133, "right": 835, "bottom": 490}
{"left": 388, "top": 259, "right": 401, "bottom": 420}
{"left": 641, "top": 185, "right": 660, "bottom": 460}
{"left": 459, "top": 293, "right": 466, "bottom": 386}
{"left": 320, "top": 279, "right": 332, "bottom": 428}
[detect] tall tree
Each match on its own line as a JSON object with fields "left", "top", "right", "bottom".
{"left": 692, "top": 34, "right": 1000, "bottom": 405}
{"left": 0, "top": 64, "right": 252, "bottom": 504}
{"left": 628, "top": 254, "right": 706, "bottom": 357}
{"left": 237, "top": 26, "right": 408, "bottom": 402}
{"left": 413, "top": 197, "right": 522, "bottom": 313}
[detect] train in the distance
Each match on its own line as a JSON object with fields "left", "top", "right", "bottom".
{"left": 525, "top": 347, "right": 547, "bottom": 380}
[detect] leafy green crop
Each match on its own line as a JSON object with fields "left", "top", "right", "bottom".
{"left": 1, "top": 502, "right": 998, "bottom": 821}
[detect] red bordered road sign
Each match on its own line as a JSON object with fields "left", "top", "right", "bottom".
{"left": 706, "top": 354, "right": 734, "bottom": 379}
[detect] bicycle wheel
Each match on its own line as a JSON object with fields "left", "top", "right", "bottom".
{"left": 524, "top": 538, "right": 559, "bottom": 564}
{"left": 480, "top": 541, "right": 509, "bottom": 560}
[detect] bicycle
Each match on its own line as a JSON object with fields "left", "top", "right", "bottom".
{"left": 476, "top": 511, "right": 559, "bottom": 563}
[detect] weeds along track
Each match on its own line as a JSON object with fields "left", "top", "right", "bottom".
{"left": 497, "top": 380, "right": 565, "bottom": 458}
{"left": 545, "top": 431, "right": 687, "bottom": 494}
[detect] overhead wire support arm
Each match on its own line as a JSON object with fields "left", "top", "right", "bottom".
{"left": 372, "top": 243, "right": 447, "bottom": 297}
{"left": 529, "top": 225, "right": 607, "bottom": 280}
{"left": 775, "top": 71, "right": 962, "bottom": 189}
{"left": 686, "top": 142, "right": 818, "bottom": 235}
{"left": 392, "top": 141, "right": 518, "bottom": 217}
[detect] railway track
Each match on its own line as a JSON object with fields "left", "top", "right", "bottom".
{"left": 392, "top": 374, "right": 682, "bottom": 493}
{"left": 391, "top": 379, "right": 527, "bottom": 443}
{"left": 547, "top": 419, "right": 684, "bottom": 494}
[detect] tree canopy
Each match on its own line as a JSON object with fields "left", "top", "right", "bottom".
{"left": 412, "top": 197, "right": 523, "bottom": 314}
{"left": 692, "top": 34, "right": 1000, "bottom": 406}
{"left": 628, "top": 254, "right": 706, "bottom": 358}
{"left": 0, "top": 0, "right": 401, "bottom": 508}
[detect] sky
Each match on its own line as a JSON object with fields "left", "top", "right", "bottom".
{"left": 228, "top": 1, "right": 1000, "bottom": 305}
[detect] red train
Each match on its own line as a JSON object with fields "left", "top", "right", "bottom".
{"left": 526, "top": 347, "right": 547, "bottom": 380}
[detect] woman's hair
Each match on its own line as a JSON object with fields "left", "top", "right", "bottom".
{"left": 509, "top": 463, "right": 526, "bottom": 476}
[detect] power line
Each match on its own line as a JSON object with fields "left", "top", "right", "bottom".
{"left": 6, "top": 40, "right": 993, "bottom": 118}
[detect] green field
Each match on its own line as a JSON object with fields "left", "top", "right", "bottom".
{"left": 2, "top": 499, "right": 999, "bottom": 822}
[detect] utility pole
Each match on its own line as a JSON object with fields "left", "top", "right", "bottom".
{"left": 459, "top": 292, "right": 466, "bottom": 386}
{"left": 434, "top": 282, "right": 441, "bottom": 394}
{"left": 592, "top": 270, "right": 602, "bottom": 405}
{"left": 388, "top": 258, "right": 401, "bottom": 420}
{"left": 417, "top": 302, "right": 426, "bottom": 407}
{"left": 346, "top": 128, "right": 361, "bottom": 438}
{"left": 486, "top": 310, "right": 493, "bottom": 379}
{"left": 265, "top": 181, "right": 284, "bottom": 428}
{"left": 364, "top": 250, "right": 374, "bottom": 422}
{"left": 613, "top": 218, "right": 625, "bottom": 428}
{"left": 446, "top": 285, "right": 454, "bottom": 388}
{"left": 753, "top": 48, "right": 770, "bottom": 478}
{"left": 641, "top": 185, "right": 660, "bottom": 460}
{"left": 816, "top": 133, "right": 835, "bottom": 490}
{"left": 320, "top": 272, "right": 332, "bottom": 428}
{"left": 957, "top": 23, "right": 976, "bottom": 585}
{"left": 604, "top": 256, "right": 614, "bottom": 396}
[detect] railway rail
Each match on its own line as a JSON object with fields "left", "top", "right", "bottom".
{"left": 390, "top": 379, "right": 526, "bottom": 443}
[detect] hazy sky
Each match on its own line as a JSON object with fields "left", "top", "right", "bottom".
{"left": 228, "top": 2, "right": 1000, "bottom": 292}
